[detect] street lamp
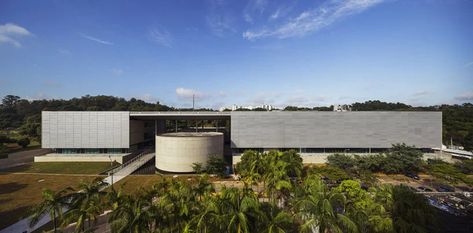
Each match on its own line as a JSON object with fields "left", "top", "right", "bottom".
{"left": 108, "top": 155, "right": 114, "bottom": 191}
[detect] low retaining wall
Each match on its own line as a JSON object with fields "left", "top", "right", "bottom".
{"left": 34, "top": 153, "right": 130, "bottom": 164}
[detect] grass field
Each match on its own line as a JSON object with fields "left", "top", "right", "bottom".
{"left": 0, "top": 173, "right": 101, "bottom": 230}
{"left": 0, "top": 162, "right": 118, "bottom": 174}
{"left": 110, "top": 174, "right": 235, "bottom": 194}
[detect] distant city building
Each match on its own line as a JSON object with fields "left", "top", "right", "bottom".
{"left": 333, "top": 104, "right": 352, "bottom": 112}
{"left": 219, "top": 104, "right": 274, "bottom": 112}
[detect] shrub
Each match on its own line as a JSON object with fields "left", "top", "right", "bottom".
{"left": 327, "top": 153, "right": 356, "bottom": 170}
{"left": 192, "top": 162, "right": 203, "bottom": 174}
{"left": 17, "top": 137, "right": 30, "bottom": 148}
{"left": 455, "top": 159, "right": 473, "bottom": 174}
{"left": 206, "top": 155, "right": 226, "bottom": 177}
{"left": 0, "top": 135, "right": 16, "bottom": 143}
{"left": 308, "top": 165, "right": 350, "bottom": 183}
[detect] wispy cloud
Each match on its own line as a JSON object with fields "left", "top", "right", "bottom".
{"left": 464, "top": 61, "right": 473, "bottom": 68}
{"left": 149, "top": 28, "right": 173, "bottom": 47}
{"left": 413, "top": 90, "right": 430, "bottom": 97}
{"left": 269, "top": 8, "right": 282, "bottom": 21}
{"left": 176, "top": 87, "right": 205, "bottom": 100}
{"left": 206, "top": 0, "right": 236, "bottom": 37}
{"left": 243, "top": 0, "right": 385, "bottom": 40}
{"left": 243, "top": 0, "right": 268, "bottom": 23}
{"left": 112, "top": 68, "right": 124, "bottom": 76}
{"left": 0, "top": 23, "right": 32, "bottom": 47}
{"left": 455, "top": 92, "right": 473, "bottom": 102}
{"left": 80, "top": 33, "right": 113, "bottom": 45}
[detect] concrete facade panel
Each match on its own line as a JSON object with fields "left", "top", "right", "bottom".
{"left": 230, "top": 111, "right": 442, "bottom": 149}
{"left": 41, "top": 111, "right": 130, "bottom": 148}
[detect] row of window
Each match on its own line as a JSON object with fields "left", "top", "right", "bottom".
{"left": 232, "top": 148, "right": 432, "bottom": 153}
{"left": 53, "top": 148, "right": 129, "bottom": 154}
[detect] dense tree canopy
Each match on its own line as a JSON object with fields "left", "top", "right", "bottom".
{"left": 30, "top": 149, "right": 438, "bottom": 233}
{"left": 1, "top": 95, "right": 472, "bottom": 149}
{"left": 327, "top": 144, "right": 424, "bottom": 174}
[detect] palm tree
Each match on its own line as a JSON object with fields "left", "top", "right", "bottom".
{"left": 184, "top": 195, "right": 221, "bottom": 233}
{"left": 280, "top": 149, "right": 303, "bottom": 178}
{"left": 193, "top": 174, "right": 215, "bottom": 201}
{"left": 259, "top": 202, "right": 295, "bottom": 233}
{"left": 263, "top": 159, "right": 292, "bottom": 204}
{"left": 63, "top": 178, "right": 108, "bottom": 232}
{"left": 154, "top": 179, "right": 198, "bottom": 232}
{"left": 219, "top": 187, "right": 263, "bottom": 233}
{"left": 30, "top": 187, "right": 72, "bottom": 233}
{"left": 297, "top": 175, "right": 358, "bottom": 233}
{"left": 108, "top": 194, "right": 153, "bottom": 233}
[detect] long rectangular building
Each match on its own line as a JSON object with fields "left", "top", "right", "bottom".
{"left": 231, "top": 111, "right": 441, "bottom": 150}
{"left": 39, "top": 111, "right": 442, "bottom": 166}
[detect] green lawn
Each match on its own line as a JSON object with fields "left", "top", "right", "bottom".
{"left": 0, "top": 173, "right": 100, "bottom": 230}
{"left": 0, "top": 162, "right": 118, "bottom": 174}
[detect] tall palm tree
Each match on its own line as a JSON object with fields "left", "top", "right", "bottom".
{"left": 29, "top": 187, "right": 72, "bottom": 233}
{"left": 219, "top": 187, "right": 264, "bottom": 233}
{"left": 297, "top": 175, "right": 358, "bottom": 233}
{"left": 263, "top": 159, "right": 292, "bottom": 204}
{"left": 193, "top": 174, "right": 214, "bottom": 201}
{"left": 63, "top": 178, "right": 108, "bottom": 232}
{"left": 154, "top": 179, "right": 197, "bottom": 232}
{"left": 108, "top": 194, "right": 153, "bottom": 233}
{"left": 184, "top": 195, "right": 221, "bottom": 233}
{"left": 280, "top": 150, "right": 303, "bottom": 178}
{"left": 259, "top": 202, "right": 295, "bottom": 233}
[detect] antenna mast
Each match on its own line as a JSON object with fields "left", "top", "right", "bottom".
{"left": 192, "top": 94, "right": 195, "bottom": 111}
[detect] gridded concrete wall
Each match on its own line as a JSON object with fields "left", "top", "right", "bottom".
{"left": 42, "top": 111, "right": 130, "bottom": 148}
{"left": 230, "top": 111, "right": 442, "bottom": 149}
{"left": 156, "top": 132, "right": 223, "bottom": 172}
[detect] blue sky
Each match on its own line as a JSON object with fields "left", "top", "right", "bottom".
{"left": 0, "top": 0, "right": 472, "bottom": 109}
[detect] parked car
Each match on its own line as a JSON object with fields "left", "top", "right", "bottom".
{"left": 434, "top": 184, "right": 455, "bottom": 192}
{"left": 417, "top": 186, "right": 433, "bottom": 192}
{"left": 405, "top": 173, "right": 420, "bottom": 180}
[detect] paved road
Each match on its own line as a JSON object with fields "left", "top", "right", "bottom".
{"left": 0, "top": 148, "right": 50, "bottom": 170}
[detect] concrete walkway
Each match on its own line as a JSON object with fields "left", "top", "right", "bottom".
{"left": 101, "top": 152, "right": 155, "bottom": 189}
{"left": 0, "top": 152, "right": 155, "bottom": 233}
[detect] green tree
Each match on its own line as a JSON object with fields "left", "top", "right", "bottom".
{"left": 220, "top": 187, "right": 263, "bottom": 233}
{"left": 17, "top": 137, "right": 30, "bottom": 148}
{"left": 259, "top": 203, "right": 296, "bottom": 233}
{"left": 335, "top": 180, "right": 393, "bottom": 233}
{"left": 192, "top": 162, "right": 203, "bottom": 174}
{"left": 464, "top": 130, "right": 473, "bottom": 151}
{"left": 382, "top": 143, "right": 423, "bottom": 174}
{"left": 30, "top": 188, "right": 72, "bottom": 233}
{"left": 206, "top": 155, "right": 227, "bottom": 177}
{"left": 63, "top": 178, "right": 107, "bottom": 232}
{"left": 109, "top": 194, "right": 153, "bottom": 233}
{"left": 19, "top": 114, "right": 41, "bottom": 138}
{"left": 327, "top": 153, "right": 356, "bottom": 170}
{"left": 296, "top": 175, "right": 358, "bottom": 233}
{"left": 392, "top": 185, "right": 436, "bottom": 233}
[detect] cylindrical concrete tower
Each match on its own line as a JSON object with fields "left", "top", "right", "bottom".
{"left": 155, "top": 132, "right": 223, "bottom": 173}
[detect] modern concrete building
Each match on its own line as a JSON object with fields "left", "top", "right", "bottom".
{"left": 39, "top": 111, "right": 442, "bottom": 171}
{"left": 156, "top": 132, "right": 224, "bottom": 172}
